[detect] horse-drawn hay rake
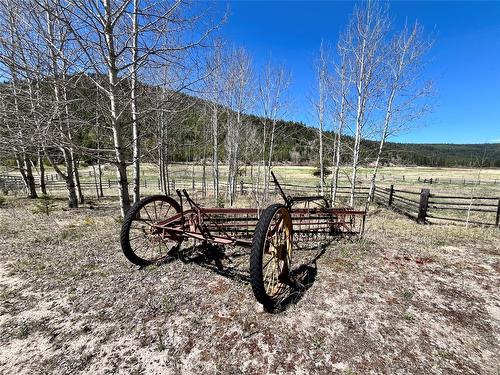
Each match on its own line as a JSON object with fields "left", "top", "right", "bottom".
{"left": 121, "top": 172, "right": 366, "bottom": 309}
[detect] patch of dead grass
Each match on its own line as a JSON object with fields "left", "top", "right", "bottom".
{"left": 0, "top": 199, "right": 498, "bottom": 374}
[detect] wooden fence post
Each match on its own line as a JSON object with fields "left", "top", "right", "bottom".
{"left": 495, "top": 198, "right": 500, "bottom": 227}
{"left": 388, "top": 184, "right": 394, "bottom": 206}
{"left": 417, "top": 189, "right": 430, "bottom": 224}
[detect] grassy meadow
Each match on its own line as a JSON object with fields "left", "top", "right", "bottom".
{"left": 4, "top": 163, "right": 499, "bottom": 198}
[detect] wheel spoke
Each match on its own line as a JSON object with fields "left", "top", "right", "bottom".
{"left": 143, "top": 206, "right": 154, "bottom": 224}
{"left": 129, "top": 234, "right": 147, "bottom": 241}
{"left": 267, "top": 260, "right": 276, "bottom": 293}
{"left": 263, "top": 254, "right": 275, "bottom": 282}
{"left": 123, "top": 197, "right": 181, "bottom": 264}
{"left": 263, "top": 254, "right": 275, "bottom": 270}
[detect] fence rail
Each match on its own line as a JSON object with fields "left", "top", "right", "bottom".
{"left": 373, "top": 184, "right": 500, "bottom": 227}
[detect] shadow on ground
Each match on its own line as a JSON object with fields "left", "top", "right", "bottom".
{"left": 140, "top": 241, "right": 331, "bottom": 312}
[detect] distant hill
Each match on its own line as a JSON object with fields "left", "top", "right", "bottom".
{"left": 166, "top": 93, "right": 500, "bottom": 168}
{"left": 379, "top": 142, "right": 500, "bottom": 168}
{"left": 237, "top": 114, "right": 500, "bottom": 168}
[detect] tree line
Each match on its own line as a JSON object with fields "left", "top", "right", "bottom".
{"left": 0, "top": 0, "right": 438, "bottom": 215}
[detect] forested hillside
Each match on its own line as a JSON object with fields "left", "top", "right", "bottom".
{"left": 198, "top": 112, "right": 500, "bottom": 168}
{"left": 114, "top": 93, "right": 500, "bottom": 169}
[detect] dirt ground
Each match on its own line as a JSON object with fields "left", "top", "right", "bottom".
{"left": 0, "top": 197, "right": 499, "bottom": 374}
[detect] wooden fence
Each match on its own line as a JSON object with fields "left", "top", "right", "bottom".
{"left": 373, "top": 184, "right": 500, "bottom": 227}
{"left": 3, "top": 173, "right": 499, "bottom": 228}
{"left": 376, "top": 175, "right": 500, "bottom": 185}
{"left": 0, "top": 175, "right": 25, "bottom": 193}
{"left": 23, "top": 178, "right": 371, "bottom": 204}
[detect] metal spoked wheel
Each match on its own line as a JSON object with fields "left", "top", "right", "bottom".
{"left": 250, "top": 204, "right": 293, "bottom": 309}
{"left": 120, "top": 195, "right": 182, "bottom": 266}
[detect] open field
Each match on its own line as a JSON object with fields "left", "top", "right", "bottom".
{"left": 3, "top": 163, "right": 500, "bottom": 199}
{"left": 3, "top": 164, "right": 499, "bottom": 227}
{"left": 0, "top": 196, "right": 499, "bottom": 374}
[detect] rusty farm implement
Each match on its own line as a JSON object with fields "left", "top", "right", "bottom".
{"left": 120, "top": 172, "right": 366, "bottom": 309}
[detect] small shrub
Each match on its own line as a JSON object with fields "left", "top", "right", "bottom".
{"left": 437, "top": 349, "right": 453, "bottom": 360}
{"left": 59, "top": 228, "right": 73, "bottom": 241}
{"left": 15, "top": 323, "right": 30, "bottom": 339}
{"left": 403, "top": 312, "right": 416, "bottom": 322}
{"left": 217, "top": 194, "right": 225, "bottom": 208}
{"left": 161, "top": 295, "right": 173, "bottom": 313}
{"left": 86, "top": 199, "right": 97, "bottom": 209}
{"left": 312, "top": 160, "right": 332, "bottom": 178}
{"left": 49, "top": 224, "right": 83, "bottom": 243}
{"left": 144, "top": 264, "right": 158, "bottom": 272}
{"left": 312, "top": 336, "right": 324, "bottom": 350}
{"left": 32, "top": 194, "right": 57, "bottom": 215}
{"left": 401, "top": 287, "right": 414, "bottom": 300}
{"left": 312, "top": 167, "right": 332, "bottom": 178}
{"left": 156, "top": 332, "right": 166, "bottom": 352}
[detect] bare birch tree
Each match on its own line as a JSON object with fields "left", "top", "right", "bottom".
{"left": 224, "top": 47, "right": 253, "bottom": 206}
{"left": 366, "top": 21, "right": 433, "bottom": 206}
{"left": 0, "top": 2, "right": 41, "bottom": 199}
{"left": 330, "top": 50, "right": 350, "bottom": 205}
{"left": 130, "top": 0, "right": 141, "bottom": 204}
{"left": 313, "top": 40, "right": 330, "bottom": 195}
{"left": 257, "top": 57, "right": 290, "bottom": 201}
{"left": 50, "top": 0, "right": 218, "bottom": 216}
{"left": 40, "top": 0, "right": 80, "bottom": 207}
{"left": 204, "top": 41, "right": 225, "bottom": 203}
{"left": 341, "top": 0, "right": 389, "bottom": 207}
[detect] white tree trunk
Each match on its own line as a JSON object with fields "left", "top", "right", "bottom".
{"left": 131, "top": 0, "right": 140, "bottom": 203}
{"left": 104, "top": 0, "right": 131, "bottom": 217}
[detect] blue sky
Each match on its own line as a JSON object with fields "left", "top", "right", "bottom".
{"left": 215, "top": 1, "right": 500, "bottom": 144}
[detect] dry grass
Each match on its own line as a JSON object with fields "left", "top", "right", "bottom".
{"left": 4, "top": 163, "right": 499, "bottom": 195}
{"left": 0, "top": 197, "right": 499, "bottom": 374}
